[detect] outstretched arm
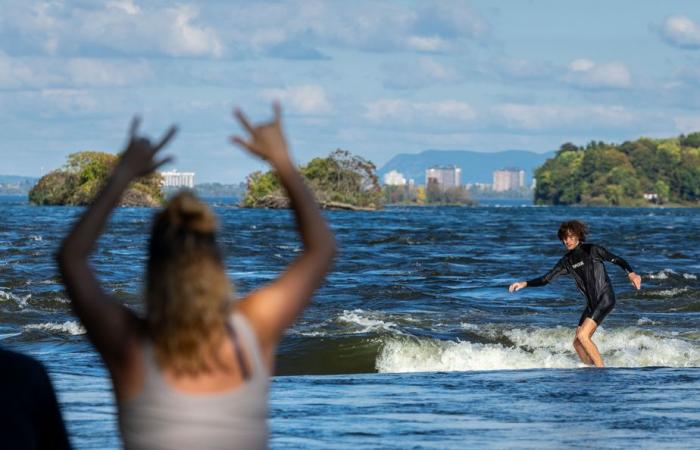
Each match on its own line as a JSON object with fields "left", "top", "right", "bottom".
{"left": 595, "top": 245, "right": 641, "bottom": 290}
{"left": 231, "top": 104, "right": 337, "bottom": 367}
{"left": 509, "top": 258, "right": 568, "bottom": 293}
{"left": 56, "top": 119, "right": 176, "bottom": 372}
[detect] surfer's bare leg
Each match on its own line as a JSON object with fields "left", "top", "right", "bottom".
{"left": 576, "top": 318, "right": 604, "bottom": 367}
{"left": 573, "top": 327, "right": 594, "bottom": 365}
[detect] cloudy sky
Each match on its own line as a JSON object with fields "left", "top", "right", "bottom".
{"left": 2, "top": 0, "right": 700, "bottom": 182}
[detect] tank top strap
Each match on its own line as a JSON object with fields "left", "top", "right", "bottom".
{"left": 229, "top": 312, "right": 268, "bottom": 379}
{"left": 140, "top": 341, "right": 167, "bottom": 390}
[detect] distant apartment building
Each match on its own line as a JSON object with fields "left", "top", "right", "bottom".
{"left": 383, "top": 170, "right": 407, "bottom": 186}
{"left": 161, "top": 170, "right": 195, "bottom": 189}
{"left": 492, "top": 168, "right": 525, "bottom": 192}
{"left": 426, "top": 165, "right": 461, "bottom": 188}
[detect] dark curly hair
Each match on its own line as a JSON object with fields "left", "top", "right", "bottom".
{"left": 557, "top": 220, "right": 588, "bottom": 242}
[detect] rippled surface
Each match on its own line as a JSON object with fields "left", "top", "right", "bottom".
{"left": 1, "top": 195, "right": 699, "bottom": 448}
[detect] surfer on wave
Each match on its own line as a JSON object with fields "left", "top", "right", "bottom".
{"left": 508, "top": 220, "right": 641, "bottom": 368}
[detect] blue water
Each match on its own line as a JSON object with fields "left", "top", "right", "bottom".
{"left": 1, "top": 195, "right": 699, "bottom": 448}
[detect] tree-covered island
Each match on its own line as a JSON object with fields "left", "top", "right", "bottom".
{"left": 244, "top": 149, "right": 382, "bottom": 210}
{"left": 535, "top": 132, "right": 700, "bottom": 206}
{"left": 29, "top": 151, "right": 164, "bottom": 207}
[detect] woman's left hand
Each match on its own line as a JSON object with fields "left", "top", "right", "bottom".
{"left": 116, "top": 117, "right": 177, "bottom": 179}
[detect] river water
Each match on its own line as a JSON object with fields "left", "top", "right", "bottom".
{"left": 1, "top": 195, "right": 698, "bottom": 448}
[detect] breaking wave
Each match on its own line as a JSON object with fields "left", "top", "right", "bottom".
{"left": 376, "top": 325, "right": 700, "bottom": 373}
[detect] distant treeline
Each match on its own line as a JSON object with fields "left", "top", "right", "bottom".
{"left": 383, "top": 183, "right": 476, "bottom": 206}
{"left": 167, "top": 182, "right": 246, "bottom": 199}
{"left": 535, "top": 133, "right": 700, "bottom": 206}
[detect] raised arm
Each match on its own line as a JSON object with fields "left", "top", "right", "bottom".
{"left": 509, "top": 258, "right": 568, "bottom": 293}
{"left": 56, "top": 118, "right": 176, "bottom": 372}
{"left": 231, "top": 104, "right": 337, "bottom": 366}
{"left": 594, "top": 245, "right": 641, "bottom": 289}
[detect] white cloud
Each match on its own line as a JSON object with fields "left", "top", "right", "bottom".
{"left": 383, "top": 57, "right": 460, "bottom": 90}
{"left": 39, "top": 89, "right": 100, "bottom": 114}
{"left": 659, "top": 15, "right": 700, "bottom": 49}
{"left": 166, "top": 5, "right": 223, "bottom": 57}
{"left": 2, "top": 1, "right": 490, "bottom": 59}
{"left": 3, "top": 2, "right": 223, "bottom": 58}
{"left": 0, "top": 52, "right": 45, "bottom": 88}
{"left": 406, "top": 35, "right": 448, "bottom": 52}
{"left": 565, "top": 59, "right": 632, "bottom": 89}
{"left": 0, "top": 52, "right": 152, "bottom": 89}
{"left": 493, "top": 104, "right": 636, "bottom": 131}
{"left": 569, "top": 59, "right": 595, "bottom": 72}
{"left": 365, "top": 99, "right": 476, "bottom": 122}
{"left": 262, "top": 85, "right": 332, "bottom": 115}
{"left": 674, "top": 116, "right": 700, "bottom": 133}
{"left": 64, "top": 59, "right": 152, "bottom": 87}
{"left": 107, "top": 0, "right": 141, "bottom": 16}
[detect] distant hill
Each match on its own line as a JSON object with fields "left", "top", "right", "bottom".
{"left": 0, "top": 175, "right": 37, "bottom": 184}
{"left": 378, "top": 150, "right": 554, "bottom": 185}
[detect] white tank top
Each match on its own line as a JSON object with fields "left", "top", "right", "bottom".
{"left": 118, "top": 313, "right": 269, "bottom": 450}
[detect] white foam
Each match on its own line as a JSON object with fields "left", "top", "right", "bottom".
{"left": 460, "top": 322, "right": 480, "bottom": 332}
{"left": 376, "top": 326, "right": 700, "bottom": 373}
{"left": 298, "top": 331, "right": 327, "bottom": 337}
{"left": 656, "top": 287, "right": 690, "bottom": 297}
{"left": 0, "top": 290, "right": 31, "bottom": 308}
{"left": 648, "top": 269, "right": 674, "bottom": 280}
{"left": 376, "top": 336, "right": 577, "bottom": 373}
{"left": 637, "top": 317, "right": 657, "bottom": 325}
{"left": 24, "top": 321, "right": 86, "bottom": 335}
{"left": 29, "top": 235, "right": 43, "bottom": 241}
{"left": 338, "top": 309, "right": 399, "bottom": 334}
{"left": 683, "top": 273, "right": 697, "bottom": 280}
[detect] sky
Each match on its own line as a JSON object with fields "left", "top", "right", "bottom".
{"left": 1, "top": 0, "right": 700, "bottom": 183}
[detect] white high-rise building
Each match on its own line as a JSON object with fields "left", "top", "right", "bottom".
{"left": 426, "top": 165, "right": 461, "bottom": 188}
{"left": 383, "top": 170, "right": 407, "bottom": 186}
{"left": 492, "top": 168, "right": 525, "bottom": 192}
{"left": 161, "top": 170, "right": 195, "bottom": 188}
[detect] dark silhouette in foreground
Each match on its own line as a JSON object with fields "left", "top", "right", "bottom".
{"left": 0, "top": 347, "right": 71, "bottom": 449}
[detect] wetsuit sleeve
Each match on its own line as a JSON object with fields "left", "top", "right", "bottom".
{"left": 526, "top": 258, "right": 568, "bottom": 287}
{"left": 594, "top": 245, "right": 634, "bottom": 274}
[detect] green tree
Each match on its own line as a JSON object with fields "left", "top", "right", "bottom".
{"left": 29, "top": 151, "right": 164, "bottom": 206}
{"left": 534, "top": 133, "right": 700, "bottom": 206}
{"left": 243, "top": 149, "right": 383, "bottom": 209}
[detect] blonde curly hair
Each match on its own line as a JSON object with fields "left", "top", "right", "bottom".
{"left": 145, "top": 191, "right": 233, "bottom": 374}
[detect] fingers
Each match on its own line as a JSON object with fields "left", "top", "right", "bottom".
{"left": 273, "top": 102, "right": 282, "bottom": 124}
{"left": 230, "top": 136, "right": 253, "bottom": 151}
{"left": 129, "top": 116, "right": 141, "bottom": 140}
{"left": 509, "top": 282, "right": 524, "bottom": 292}
{"left": 151, "top": 155, "right": 174, "bottom": 172}
{"left": 154, "top": 125, "right": 178, "bottom": 153}
{"left": 234, "top": 109, "right": 255, "bottom": 135}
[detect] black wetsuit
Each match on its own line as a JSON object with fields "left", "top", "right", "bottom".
{"left": 527, "top": 243, "right": 634, "bottom": 326}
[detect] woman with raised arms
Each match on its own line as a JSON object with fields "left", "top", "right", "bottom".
{"left": 57, "top": 104, "right": 336, "bottom": 449}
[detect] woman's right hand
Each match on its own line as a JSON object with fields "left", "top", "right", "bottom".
{"left": 231, "top": 103, "right": 290, "bottom": 165}
{"left": 509, "top": 281, "right": 527, "bottom": 293}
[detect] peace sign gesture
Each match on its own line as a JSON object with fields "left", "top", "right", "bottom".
{"left": 117, "top": 117, "right": 178, "bottom": 179}
{"left": 230, "top": 103, "right": 290, "bottom": 164}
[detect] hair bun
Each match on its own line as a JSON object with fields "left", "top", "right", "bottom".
{"left": 167, "top": 192, "right": 217, "bottom": 234}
